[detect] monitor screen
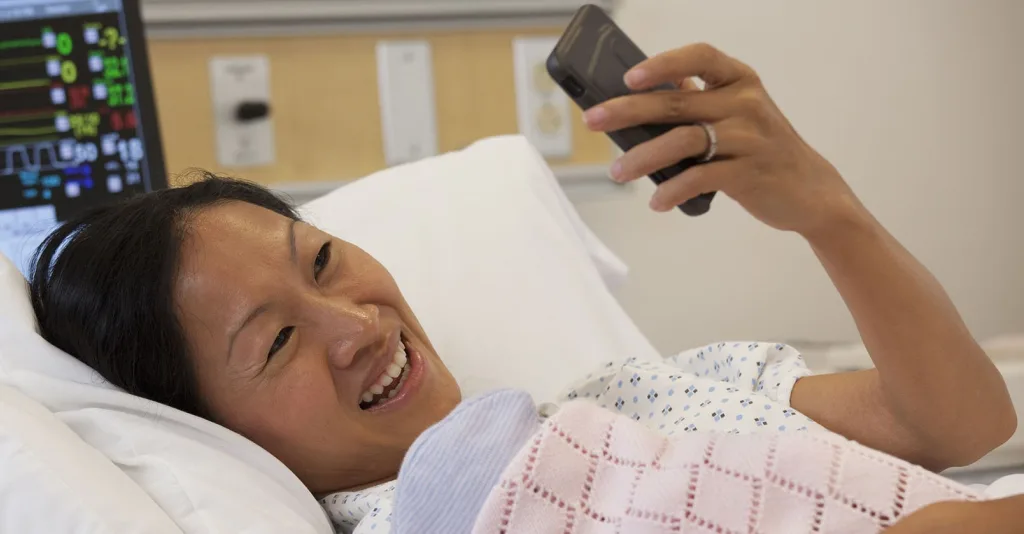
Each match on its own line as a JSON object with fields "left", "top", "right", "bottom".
{"left": 0, "top": 0, "right": 167, "bottom": 275}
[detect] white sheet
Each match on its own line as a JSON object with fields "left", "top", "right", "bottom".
{"left": 0, "top": 136, "right": 658, "bottom": 533}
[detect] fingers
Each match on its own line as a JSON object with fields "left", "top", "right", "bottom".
{"left": 626, "top": 43, "right": 754, "bottom": 91}
{"left": 649, "top": 159, "right": 742, "bottom": 212}
{"left": 583, "top": 88, "right": 734, "bottom": 131}
{"left": 611, "top": 122, "right": 741, "bottom": 183}
{"left": 680, "top": 77, "right": 702, "bottom": 91}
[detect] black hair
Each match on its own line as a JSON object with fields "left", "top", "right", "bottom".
{"left": 30, "top": 173, "right": 299, "bottom": 419}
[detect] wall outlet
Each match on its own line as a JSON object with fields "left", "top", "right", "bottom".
{"left": 209, "top": 56, "right": 275, "bottom": 167}
{"left": 376, "top": 40, "right": 438, "bottom": 166}
{"left": 513, "top": 36, "right": 572, "bottom": 159}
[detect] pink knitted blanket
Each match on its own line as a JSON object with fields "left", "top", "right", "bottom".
{"left": 472, "top": 400, "right": 982, "bottom": 533}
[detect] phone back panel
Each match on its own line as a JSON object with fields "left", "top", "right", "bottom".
{"left": 547, "top": 4, "right": 715, "bottom": 216}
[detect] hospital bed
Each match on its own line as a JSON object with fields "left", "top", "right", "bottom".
{"left": 3, "top": 136, "right": 1022, "bottom": 533}
{"left": 0, "top": 135, "right": 663, "bottom": 533}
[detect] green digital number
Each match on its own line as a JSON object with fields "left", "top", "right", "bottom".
{"left": 56, "top": 32, "right": 72, "bottom": 55}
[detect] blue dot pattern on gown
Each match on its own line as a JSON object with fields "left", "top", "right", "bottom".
{"left": 318, "top": 341, "right": 820, "bottom": 533}
{"left": 320, "top": 482, "right": 395, "bottom": 534}
{"left": 559, "top": 341, "right": 818, "bottom": 437}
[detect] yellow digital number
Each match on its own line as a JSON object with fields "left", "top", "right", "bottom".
{"left": 69, "top": 112, "right": 100, "bottom": 138}
{"left": 60, "top": 60, "right": 77, "bottom": 83}
{"left": 101, "top": 27, "right": 120, "bottom": 51}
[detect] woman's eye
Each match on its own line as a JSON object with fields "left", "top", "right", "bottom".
{"left": 314, "top": 242, "right": 331, "bottom": 280}
{"left": 268, "top": 326, "right": 294, "bottom": 358}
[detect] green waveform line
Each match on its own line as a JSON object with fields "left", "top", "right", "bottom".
{"left": 0, "top": 125, "right": 57, "bottom": 136}
{"left": 0, "top": 79, "right": 50, "bottom": 91}
{"left": 0, "top": 38, "right": 42, "bottom": 50}
{"left": 0, "top": 135, "right": 59, "bottom": 146}
{"left": 0, "top": 112, "right": 55, "bottom": 125}
{"left": 0, "top": 55, "right": 47, "bottom": 67}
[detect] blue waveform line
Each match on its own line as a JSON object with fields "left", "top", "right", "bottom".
{"left": 2, "top": 142, "right": 73, "bottom": 176}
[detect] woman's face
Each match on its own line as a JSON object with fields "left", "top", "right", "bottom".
{"left": 173, "top": 201, "right": 461, "bottom": 494}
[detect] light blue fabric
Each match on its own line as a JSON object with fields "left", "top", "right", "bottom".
{"left": 323, "top": 342, "right": 817, "bottom": 532}
{"left": 392, "top": 389, "right": 541, "bottom": 534}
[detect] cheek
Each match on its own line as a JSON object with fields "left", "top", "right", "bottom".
{"left": 230, "top": 360, "right": 347, "bottom": 447}
{"left": 339, "top": 246, "right": 405, "bottom": 301}
{"left": 332, "top": 267, "right": 417, "bottom": 331}
{"left": 341, "top": 265, "right": 400, "bottom": 301}
{"left": 269, "top": 361, "right": 346, "bottom": 426}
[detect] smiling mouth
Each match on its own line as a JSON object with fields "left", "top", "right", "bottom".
{"left": 359, "top": 336, "right": 413, "bottom": 410}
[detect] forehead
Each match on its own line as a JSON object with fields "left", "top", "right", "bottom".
{"left": 175, "top": 202, "right": 294, "bottom": 326}
{"left": 182, "top": 201, "right": 291, "bottom": 259}
{"left": 187, "top": 198, "right": 288, "bottom": 247}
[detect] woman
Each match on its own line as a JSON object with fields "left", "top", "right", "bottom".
{"left": 30, "top": 44, "right": 1019, "bottom": 532}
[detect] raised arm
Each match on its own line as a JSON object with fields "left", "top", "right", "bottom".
{"left": 792, "top": 199, "right": 1016, "bottom": 470}
{"left": 582, "top": 43, "right": 1016, "bottom": 470}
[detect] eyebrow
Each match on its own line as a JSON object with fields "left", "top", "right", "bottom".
{"left": 288, "top": 218, "right": 298, "bottom": 264}
{"left": 226, "top": 219, "right": 301, "bottom": 362}
{"left": 228, "top": 303, "right": 270, "bottom": 362}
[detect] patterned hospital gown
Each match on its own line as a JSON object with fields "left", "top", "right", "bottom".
{"left": 320, "top": 342, "right": 821, "bottom": 533}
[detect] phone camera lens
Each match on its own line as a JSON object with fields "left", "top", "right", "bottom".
{"left": 560, "top": 76, "right": 586, "bottom": 98}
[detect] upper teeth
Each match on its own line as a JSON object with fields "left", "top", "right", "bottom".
{"left": 360, "top": 340, "right": 409, "bottom": 405}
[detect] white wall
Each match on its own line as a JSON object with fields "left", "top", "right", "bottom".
{"left": 564, "top": 0, "right": 1024, "bottom": 354}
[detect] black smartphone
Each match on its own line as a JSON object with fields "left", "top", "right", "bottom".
{"left": 547, "top": 4, "right": 716, "bottom": 216}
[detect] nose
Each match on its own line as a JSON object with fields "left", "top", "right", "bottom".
{"left": 316, "top": 299, "right": 380, "bottom": 370}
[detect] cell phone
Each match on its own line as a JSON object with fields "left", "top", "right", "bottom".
{"left": 547, "top": 4, "right": 716, "bottom": 216}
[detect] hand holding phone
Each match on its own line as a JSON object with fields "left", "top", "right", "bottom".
{"left": 548, "top": 6, "right": 856, "bottom": 237}
{"left": 546, "top": 4, "right": 717, "bottom": 216}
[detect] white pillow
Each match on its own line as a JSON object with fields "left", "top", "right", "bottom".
{"left": 0, "top": 383, "right": 182, "bottom": 534}
{"left": 0, "top": 246, "right": 35, "bottom": 332}
{"left": 299, "top": 135, "right": 658, "bottom": 399}
{"left": 508, "top": 140, "right": 629, "bottom": 291}
{"left": 0, "top": 135, "right": 657, "bottom": 533}
{"left": 0, "top": 258, "right": 332, "bottom": 533}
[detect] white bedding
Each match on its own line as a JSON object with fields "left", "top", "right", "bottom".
{"left": 0, "top": 136, "right": 659, "bottom": 533}
{"left": 2, "top": 134, "right": 1019, "bottom": 533}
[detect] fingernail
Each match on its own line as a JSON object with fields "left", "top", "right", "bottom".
{"left": 625, "top": 68, "right": 647, "bottom": 88}
{"left": 649, "top": 196, "right": 667, "bottom": 212}
{"left": 609, "top": 160, "right": 624, "bottom": 182}
{"left": 583, "top": 106, "right": 608, "bottom": 127}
